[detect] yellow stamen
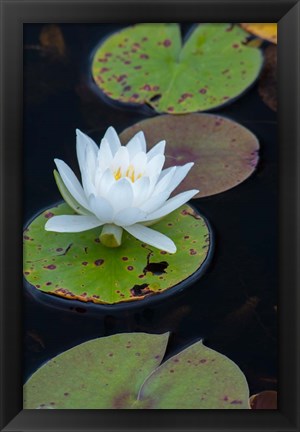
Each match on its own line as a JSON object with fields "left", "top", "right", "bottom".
{"left": 126, "top": 165, "right": 135, "bottom": 182}
{"left": 114, "top": 167, "right": 122, "bottom": 181}
{"left": 114, "top": 165, "right": 142, "bottom": 183}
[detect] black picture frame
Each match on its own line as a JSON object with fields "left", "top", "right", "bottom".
{"left": 1, "top": 0, "right": 299, "bottom": 431}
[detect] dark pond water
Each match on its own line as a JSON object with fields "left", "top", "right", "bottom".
{"left": 23, "top": 24, "right": 277, "bottom": 397}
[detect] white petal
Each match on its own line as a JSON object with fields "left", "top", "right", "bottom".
{"left": 152, "top": 166, "right": 176, "bottom": 196}
{"left": 139, "top": 188, "right": 171, "bottom": 213}
{"left": 108, "top": 178, "right": 134, "bottom": 213}
{"left": 167, "top": 162, "right": 194, "bottom": 194}
{"left": 131, "top": 176, "right": 150, "bottom": 206}
{"left": 97, "top": 138, "right": 113, "bottom": 172}
{"left": 157, "top": 167, "right": 174, "bottom": 181}
{"left": 124, "top": 224, "right": 176, "bottom": 253}
{"left": 54, "top": 159, "right": 90, "bottom": 210}
{"left": 103, "top": 126, "right": 121, "bottom": 156}
{"left": 45, "top": 215, "right": 102, "bottom": 233}
{"left": 82, "top": 144, "right": 97, "bottom": 196}
{"left": 76, "top": 130, "right": 98, "bottom": 197}
{"left": 147, "top": 140, "right": 166, "bottom": 161}
{"left": 96, "top": 168, "right": 115, "bottom": 196}
{"left": 136, "top": 131, "right": 147, "bottom": 153}
{"left": 113, "top": 207, "right": 147, "bottom": 226}
{"left": 54, "top": 170, "right": 92, "bottom": 216}
{"left": 147, "top": 189, "right": 199, "bottom": 220}
{"left": 88, "top": 195, "right": 114, "bottom": 223}
{"left": 76, "top": 129, "right": 98, "bottom": 173}
{"left": 111, "top": 146, "right": 130, "bottom": 174}
{"left": 145, "top": 154, "right": 165, "bottom": 184}
{"left": 131, "top": 151, "right": 147, "bottom": 173}
{"left": 126, "top": 131, "right": 146, "bottom": 157}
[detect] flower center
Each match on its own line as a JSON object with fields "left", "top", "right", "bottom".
{"left": 113, "top": 165, "right": 142, "bottom": 183}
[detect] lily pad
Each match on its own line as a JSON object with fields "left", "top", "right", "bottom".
{"left": 258, "top": 45, "right": 277, "bottom": 112}
{"left": 23, "top": 332, "right": 250, "bottom": 409}
{"left": 23, "top": 203, "right": 211, "bottom": 305}
{"left": 39, "top": 24, "right": 66, "bottom": 59}
{"left": 120, "top": 114, "right": 259, "bottom": 199}
{"left": 91, "top": 23, "right": 263, "bottom": 113}
{"left": 241, "top": 23, "right": 277, "bottom": 44}
{"left": 250, "top": 391, "right": 277, "bottom": 409}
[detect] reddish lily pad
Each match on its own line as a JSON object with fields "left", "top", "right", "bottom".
{"left": 91, "top": 23, "right": 263, "bottom": 113}
{"left": 250, "top": 391, "right": 277, "bottom": 409}
{"left": 23, "top": 333, "right": 250, "bottom": 409}
{"left": 258, "top": 45, "right": 277, "bottom": 112}
{"left": 23, "top": 203, "right": 211, "bottom": 305}
{"left": 120, "top": 114, "right": 259, "bottom": 199}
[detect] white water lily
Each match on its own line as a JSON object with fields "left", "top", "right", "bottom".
{"left": 45, "top": 127, "right": 198, "bottom": 253}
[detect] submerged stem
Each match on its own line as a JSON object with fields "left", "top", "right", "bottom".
{"left": 99, "top": 224, "right": 123, "bottom": 248}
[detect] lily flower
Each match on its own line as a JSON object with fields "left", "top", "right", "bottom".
{"left": 45, "top": 127, "right": 198, "bottom": 253}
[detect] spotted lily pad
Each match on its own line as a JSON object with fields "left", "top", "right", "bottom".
{"left": 23, "top": 203, "right": 211, "bottom": 305}
{"left": 91, "top": 23, "right": 263, "bottom": 113}
{"left": 23, "top": 332, "right": 250, "bottom": 409}
{"left": 241, "top": 23, "right": 277, "bottom": 44}
{"left": 120, "top": 114, "right": 259, "bottom": 199}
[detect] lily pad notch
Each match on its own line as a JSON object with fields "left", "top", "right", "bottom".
{"left": 91, "top": 23, "right": 263, "bottom": 113}
{"left": 23, "top": 203, "right": 213, "bottom": 306}
{"left": 24, "top": 332, "right": 250, "bottom": 409}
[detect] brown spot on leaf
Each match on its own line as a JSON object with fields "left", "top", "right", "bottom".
{"left": 45, "top": 264, "right": 56, "bottom": 270}
{"left": 130, "top": 284, "right": 153, "bottom": 297}
{"left": 112, "top": 391, "right": 132, "bottom": 409}
{"left": 178, "top": 92, "right": 193, "bottom": 103}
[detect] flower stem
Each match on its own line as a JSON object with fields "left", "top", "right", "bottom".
{"left": 99, "top": 224, "right": 123, "bottom": 248}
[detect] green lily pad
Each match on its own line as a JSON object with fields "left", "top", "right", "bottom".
{"left": 91, "top": 23, "right": 263, "bottom": 114}
{"left": 23, "top": 203, "right": 211, "bottom": 305}
{"left": 120, "top": 114, "right": 259, "bottom": 199}
{"left": 24, "top": 332, "right": 250, "bottom": 409}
